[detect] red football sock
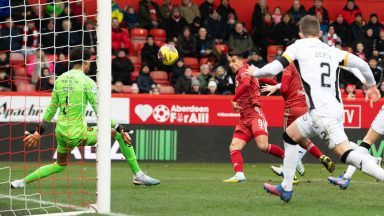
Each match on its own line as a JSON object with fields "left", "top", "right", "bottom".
{"left": 266, "top": 144, "right": 285, "bottom": 159}
{"left": 230, "top": 150, "right": 244, "bottom": 173}
{"left": 306, "top": 140, "right": 323, "bottom": 159}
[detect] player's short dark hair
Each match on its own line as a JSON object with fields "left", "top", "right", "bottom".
{"left": 299, "top": 15, "right": 320, "bottom": 36}
{"left": 70, "top": 47, "right": 91, "bottom": 66}
{"left": 228, "top": 50, "right": 243, "bottom": 59}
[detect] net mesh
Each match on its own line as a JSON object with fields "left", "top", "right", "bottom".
{"left": 0, "top": 0, "right": 98, "bottom": 214}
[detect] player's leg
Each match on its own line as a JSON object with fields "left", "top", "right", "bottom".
{"left": 223, "top": 123, "right": 250, "bottom": 183}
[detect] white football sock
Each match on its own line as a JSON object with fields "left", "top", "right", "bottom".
{"left": 281, "top": 142, "right": 299, "bottom": 191}
{"left": 344, "top": 142, "right": 376, "bottom": 179}
{"left": 297, "top": 146, "right": 307, "bottom": 161}
{"left": 345, "top": 150, "right": 384, "bottom": 181}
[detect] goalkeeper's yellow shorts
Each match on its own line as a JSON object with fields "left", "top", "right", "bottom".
{"left": 56, "top": 126, "right": 98, "bottom": 153}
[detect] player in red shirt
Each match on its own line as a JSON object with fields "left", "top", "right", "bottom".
{"left": 223, "top": 50, "right": 286, "bottom": 183}
{"left": 261, "top": 63, "right": 336, "bottom": 176}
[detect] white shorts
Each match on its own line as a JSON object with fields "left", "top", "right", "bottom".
{"left": 295, "top": 110, "right": 348, "bottom": 149}
{"left": 371, "top": 106, "right": 384, "bottom": 135}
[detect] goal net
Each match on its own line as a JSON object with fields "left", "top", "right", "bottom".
{"left": 0, "top": 0, "right": 111, "bottom": 215}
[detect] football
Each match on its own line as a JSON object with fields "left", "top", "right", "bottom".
{"left": 158, "top": 44, "right": 179, "bottom": 66}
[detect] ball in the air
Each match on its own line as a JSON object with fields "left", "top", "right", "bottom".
{"left": 158, "top": 44, "right": 179, "bottom": 66}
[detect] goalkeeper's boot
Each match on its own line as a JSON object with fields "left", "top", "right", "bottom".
{"left": 296, "top": 161, "right": 305, "bottom": 176}
{"left": 320, "top": 155, "right": 336, "bottom": 173}
{"left": 223, "top": 172, "right": 245, "bottom": 183}
{"left": 270, "top": 166, "right": 299, "bottom": 185}
{"left": 133, "top": 173, "right": 160, "bottom": 186}
{"left": 10, "top": 179, "right": 25, "bottom": 189}
{"left": 328, "top": 175, "right": 350, "bottom": 190}
{"left": 263, "top": 183, "right": 293, "bottom": 203}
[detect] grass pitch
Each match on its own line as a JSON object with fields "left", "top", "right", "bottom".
{"left": 1, "top": 162, "right": 384, "bottom": 216}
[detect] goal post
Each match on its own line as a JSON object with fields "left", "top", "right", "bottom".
{"left": 96, "top": 0, "right": 112, "bottom": 213}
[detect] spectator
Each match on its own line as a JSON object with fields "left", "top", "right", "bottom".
{"left": 171, "top": 58, "right": 185, "bottom": 85}
{"left": 215, "top": 66, "right": 234, "bottom": 94}
{"left": 111, "top": 18, "right": 130, "bottom": 53}
{"left": 69, "top": 1, "right": 83, "bottom": 23}
{"left": 124, "top": 6, "right": 140, "bottom": 28}
{"left": 224, "top": 13, "right": 237, "bottom": 40}
{"left": 54, "top": 53, "right": 69, "bottom": 76}
{"left": 0, "top": 53, "right": 10, "bottom": 91}
{"left": 368, "top": 58, "right": 383, "bottom": 86}
{"left": 190, "top": 77, "right": 203, "bottom": 94}
{"left": 351, "top": 13, "right": 365, "bottom": 43}
{"left": 138, "top": 0, "right": 162, "bottom": 29}
{"left": 197, "top": 64, "right": 212, "bottom": 90}
{"left": 39, "top": 67, "right": 55, "bottom": 92}
{"left": 159, "top": 0, "right": 174, "bottom": 20}
{"left": 84, "top": 19, "right": 97, "bottom": 54}
{"left": 162, "top": 7, "right": 188, "bottom": 42}
{"left": 56, "top": 3, "right": 82, "bottom": 31}
{"left": 287, "top": 0, "right": 307, "bottom": 23}
{"left": 0, "top": 0, "right": 9, "bottom": 22}
{"left": 252, "top": 12, "right": 275, "bottom": 59}
{"left": 205, "top": 9, "right": 226, "bottom": 44}
{"left": 274, "top": 13, "right": 296, "bottom": 46}
{"left": 189, "top": 17, "right": 203, "bottom": 36}
{"left": 343, "top": 84, "right": 359, "bottom": 99}
{"left": 41, "top": 19, "right": 55, "bottom": 54}
{"left": 55, "top": 19, "right": 82, "bottom": 55}
{"left": 332, "top": 13, "right": 352, "bottom": 46}
{"left": 228, "top": 22, "right": 254, "bottom": 57}
{"left": 247, "top": 50, "right": 266, "bottom": 68}
{"left": 363, "top": 28, "right": 375, "bottom": 56}
{"left": 196, "top": 27, "right": 214, "bottom": 59}
{"left": 177, "top": 27, "right": 197, "bottom": 57}
{"left": 316, "top": 12, "right": 328, "bottom": 40}
{"left": 136, "top": 64, "right": 158, "bottom": 93}
{"left": 180, "top": 0, "right": 201, "bottom": 24}
{"left": 141, "top": 35, "right": 161, "bottom": 70}
{"left": 112, "top": 81, "right": 124, "bottom": 93}
{"left": 375, "top": 30, "right": 384, "bottom": 57}
{"left": 175, "top": 67, "right": 193, "bottom": 94}
{"left": 326, "top": 26, "right": 341, "bottom": 47}
{"left": 112, "top": 0, "right": 124, "bottom": 23}
{"left": 366, "top": 13, "right": 383, "bottom": 39}
{"left": 0, "top": 18, "right": 22, "bottom": 52}
{"left": 27, "top": 49, "right": 54, "bottom": 84}
{"left": 380, "top": 81, "right": 384, "bottom": 97}
{"left": 199, "top": 0, "right": 215, "bottom": 23}
{"left": 131, "top": 83, "right": 140, "bottom": 94}
{"left": 112, "top": 49, "right": 134, "bottom": 85}
{"left": 354, "top": 42, "right": 367, "bottom": 61}
{"left": 217, "top": 0, "right": 237, "bottom": 23}
{"left": 22, "top": 19, "right": 38, "bottom": 55}
{"left": 251, "top": 0, "right": 269, "bottom": 28}
{"left": 0, "top": 52, "right": 10, "bottom": 75}
{"left": 45, "top": 0, "right": 65, "bottom": 17}
{"left": 308, "top": 0, "right": 329, "bottom": 24}
{"left": 340, "top": 0, "right": 361, "bottom": 25}
{"left": 272, "top": 7, "right": 282, "bottom": 24}
{"left": 207, "top": 79, "right": 218, "bottom": 95}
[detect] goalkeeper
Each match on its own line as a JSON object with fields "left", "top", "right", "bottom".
{"left": 11, "top": 47, "right": 159, "bottom": 188}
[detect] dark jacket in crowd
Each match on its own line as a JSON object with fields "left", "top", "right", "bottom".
{"left": 138, "top": 0, "right": 162, "bottom": 29}
{"left": 205, "top": 16, "right": 226, "bottom": 41}
{"left": 196, "top": 36, "right": 214, "bottom": 58}
{"left": 55, "top": 31, "right": 82, "bottom": 55}
{"left": 199, "top": 1, "right": 214, "bottom": 22}
{"left": 251, "top": 3, "right": 269, "bottom": 28}
{"left": 217, "top": 3, "right": 237, "bottom": 22}
{"left": 274, "top": 21, "right": 297, "bottom": 46}
{"left": 216, "top": 74, "right": 235, "bottom": 95}
{"left": 175, "top": 75, "right": 192, "bottom": 94}
{"left": 332, "top": 21, "right": 353, "bottom": 46}
{"left": 308, "top": 6, "right": 329, "bottom": 23}
{"left": 228, "top": 31, "right": 254, "bottom": 56}
{"left": 177, "top": 35, "right": 197, "bottom": 57}
{"left": 141, "top": 43, "right": 160, "bottom": 70}
{"left": 351, "top": 21, "right": 365, "bottom": 43}
{"left": 371, "top": 66, "right": 383, "bottom": 86}
{"left": 136, "top": 71, "right": 156, "bottom": 93}
{"left": 112, "top": 57, "right": 134, "bottom": 85}
{"left": 54, "top": 61, "right": 69, "bottom": 77}
{"left": 162, "top": 16, "right": 188, "bottom": 40}
{"left": 366, "top": 18, "right": 383, "bottom": 39}
{"left": 0, "top": 26, "right": 22, "bottom": 51}
{"left": 287, "top": 5, "right": 307, "bottom": 23}
{"left": 171, "top": 65, "right": 185, "bottom": 85}
{"left": 363, "top": 34, "right": 375, "bottom": 56}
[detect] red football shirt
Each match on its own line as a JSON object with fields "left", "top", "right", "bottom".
{"left": 233, "top": 64, "right": 262, "bottom": 109}
{"left": 281, "top": 64, "right": 307, "bottom": 109}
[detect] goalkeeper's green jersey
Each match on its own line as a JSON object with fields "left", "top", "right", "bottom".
{"left": 43, "top": 69, "right": 116, "bottom": 138}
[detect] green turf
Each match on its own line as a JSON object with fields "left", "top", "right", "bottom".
{"left": 1, "top": 162, "right": 384, "bottom": 216}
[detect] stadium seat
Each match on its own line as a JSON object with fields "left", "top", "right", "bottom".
{"left": 215, "top": 44, "right": 229, "bottom": 54}
{"left": 183, "top": 57, "right": 199, "bottom": 70}
{"left": 192, "top": 71, "right": 200, "bottom": 77}
{"left": 155, "top": 40, "right": 165, "bottom": 47}
{"left": 13, "top": 65, "right": 26, "bottom": 76}
{"left": 10, "top": 52, "right": 24, "bottom": 65}
{"left": 17, "top": 83, "right": 35, "bottom": 92}
{"left": 130, "top": 28, "right": 148, "bottom": 40}
{"left": 199, "top": 58, "right": 208, "bottom": 65}
{"left": 267, "top": 45, "right": 283, "bottom": 62}
{"left": 122, "top": 85, "right": 132, "bottom": 93}
{"left": 150, "top": 71, "right": 168, "bottom": 85}
{"left": 131, "top": 70, "right": 140, "bottom": 81}
{"left": 150, "top": 29, "right": 166, "bottom": 42}
{"left": 131, "top": 40, "right": 146, "bottom": 56}
{"left": 159, "top": 86, "right": 175, "bottom": 94}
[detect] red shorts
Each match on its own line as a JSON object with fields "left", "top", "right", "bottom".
{"left": 233, "top": 107, "right": 268, "bottom": 143}
{"left": 284, "top": 106, "right": 308, "bottom": 129}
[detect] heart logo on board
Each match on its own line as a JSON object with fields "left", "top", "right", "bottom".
{"left": 135, "top": 104, "right": 153, "bottom": 122}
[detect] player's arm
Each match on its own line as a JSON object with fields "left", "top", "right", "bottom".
{"left": 24, "top": 84, "right": 59, "bottom": 147}
{"left": 86, "top": 79, "right": 132, "bottom": 145}
{"left": 339, "top": 66, "right": 367, "bottom": 85}
{"left": 258, "top": 77, "right": 278, "bottom": 85}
